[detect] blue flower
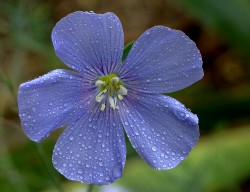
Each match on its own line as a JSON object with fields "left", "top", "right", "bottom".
{"left": 18, "top": 11, "right": 203, "bottom": 185}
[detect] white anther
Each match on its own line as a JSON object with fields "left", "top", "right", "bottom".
{"left": 108, "top": 96, "right": 116, "bottom": 109}
{"left": 95, "top": 80, "right": 105, "bottom": 86}
{"left": 96, "top": 93, "right": 106, "bottom": 102}
{"left": 118, "top": 94, "right": 123, "bottom": 100}
{"left": 118, "top": 85, "right": 128, "bottom": 95}
{"left": 103, "top": 88, "right": 107, "bottom": 93}
{"left": 101, "top": 103, "right": 106, "bottom": 111}
{"left": 111, "top": 77, "right": 119, "bottom": 83}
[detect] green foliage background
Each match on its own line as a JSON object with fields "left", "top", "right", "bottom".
{"left": 0, "top": 0, "right": 249, "bottom": 191}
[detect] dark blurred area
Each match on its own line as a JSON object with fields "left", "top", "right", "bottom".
{"left": 0, "top": 0, "right": 250, "bottom": 192}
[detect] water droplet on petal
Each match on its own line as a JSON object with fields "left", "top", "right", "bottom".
{"left": 78, "top": 169, "right": 83, "bottom": 174}
{"left": 151, "top": 146, "right": 157, "bottom": 152}
{"left": 112, "top": 165, "right": 121, "bottom": 179}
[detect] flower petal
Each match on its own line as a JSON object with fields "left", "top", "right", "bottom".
{"left": 118, "top": 94, "right": 199, "bottom": 169}
{"left": 52, "top": 106, "right": 126, "bottom": 185}
{"left": 18, "top": 69, "right": 95, "bottom": 142}
{"left": 119, "top": 26, "right": 203, "bottom": 93}
{"left": 52, "top": 11, "right": 124, "bottom": 76}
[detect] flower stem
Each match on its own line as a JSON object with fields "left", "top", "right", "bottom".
{"left": 87, "top": 184, "right": 94, "bottom": 192}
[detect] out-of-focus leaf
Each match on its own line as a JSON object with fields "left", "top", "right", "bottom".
{"left": 117, "top": 126, "right": 250, "bottom": 192}
{"left": 122, "top": 41, "right": 134, "bottom": 63}
{"left": 0, "top": 120, "right": 29, "bottom": 192}
{"left": 170, "top": 0, "right": 250, "bottom": 56}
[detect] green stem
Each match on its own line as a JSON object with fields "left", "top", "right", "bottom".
{"left": 87, "top": 184, "right": 94, "bottom": 192}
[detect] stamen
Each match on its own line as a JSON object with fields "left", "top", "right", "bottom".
{"left": 118, "top": 85, "right": 128, "bottom": 95}
{"left": 111, "top": 77, "right": 119, "bottom": 83}
{"left": 96, "top": 93, "right": 106, "bottom": 102}
{"left": 108, "top": 96, "right": 116, "bottom": 109}
{"left": 114, "top": 97, "right": 117, "bottom": 106}
{"left": 101, "top": 103, "right": 106, "bottom": 111}
{"left": 118, "top": 94, "right": 123, "bottom": 100}
{"left": 103, "top": 88, "right": 107, "bottom": 93}
{"left": 95, "top": 80, "right": 105, "bottom": 86}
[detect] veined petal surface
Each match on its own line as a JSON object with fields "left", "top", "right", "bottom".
{"left": 119, "top": 26, "right": 203, "bottom": 93}
{"left": 18, "top": 69, "right": 95, "bottom": 142}
{"left": 52, "top": 11, "right": 124, "bottom": 76}
{"left": 52, "top": 105, "right": 126, "bottom": 185}
{"left": 118, "top": 94, "right": 199, "bottom": 169}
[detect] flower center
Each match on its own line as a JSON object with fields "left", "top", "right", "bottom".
{"left": 95, "top": 73, "right": 128, "bottom": 111}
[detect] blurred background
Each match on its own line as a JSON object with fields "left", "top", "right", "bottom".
{"left": 0, "top": 0, "right": 250, "bottom": 191}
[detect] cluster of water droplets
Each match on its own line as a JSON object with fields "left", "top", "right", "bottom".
{"left": 119, "top": 26, "right": 203, "bottom": 95}
{"left": 52, "top": 11, "right": 124, "bottom": 77}
{"left": 52, "top": 104, "right": 127, "bottom": 184}
{"left": 117, "top": 94, "right": 199, "bottom": 170}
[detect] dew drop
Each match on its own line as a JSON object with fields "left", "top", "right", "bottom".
{"left": 78, "top": 169, "right": 83, "bottom": 174}
{"left": 112, "top": 165, "right": 121, "bottom": 179}
{"left": 69, "top": 136, "right": 74, "bottom": 141}
{"left": 151, "top": 146, "right": 157, "bottom": 152}
{"left": 105, "top": 176, "right": 110, "bottom": 181}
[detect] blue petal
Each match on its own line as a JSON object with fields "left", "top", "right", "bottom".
{"left": 18, "top": 69, "right": 95, "bottom": 142}
{"left": 52, "top": 106, "right": 126, "bottom": 185}
{"left": 118, "top": 94, "right": 199, "bottom": 169}
{"left": 119, "top": 26, "right": 203, "bottom": 93}
{"left": 52, "top": 11, "right": 124, "bottom": 76}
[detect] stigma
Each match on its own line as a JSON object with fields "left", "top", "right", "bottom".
{"left": 95, "top": 74, "right": 128, "bottom": 111}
